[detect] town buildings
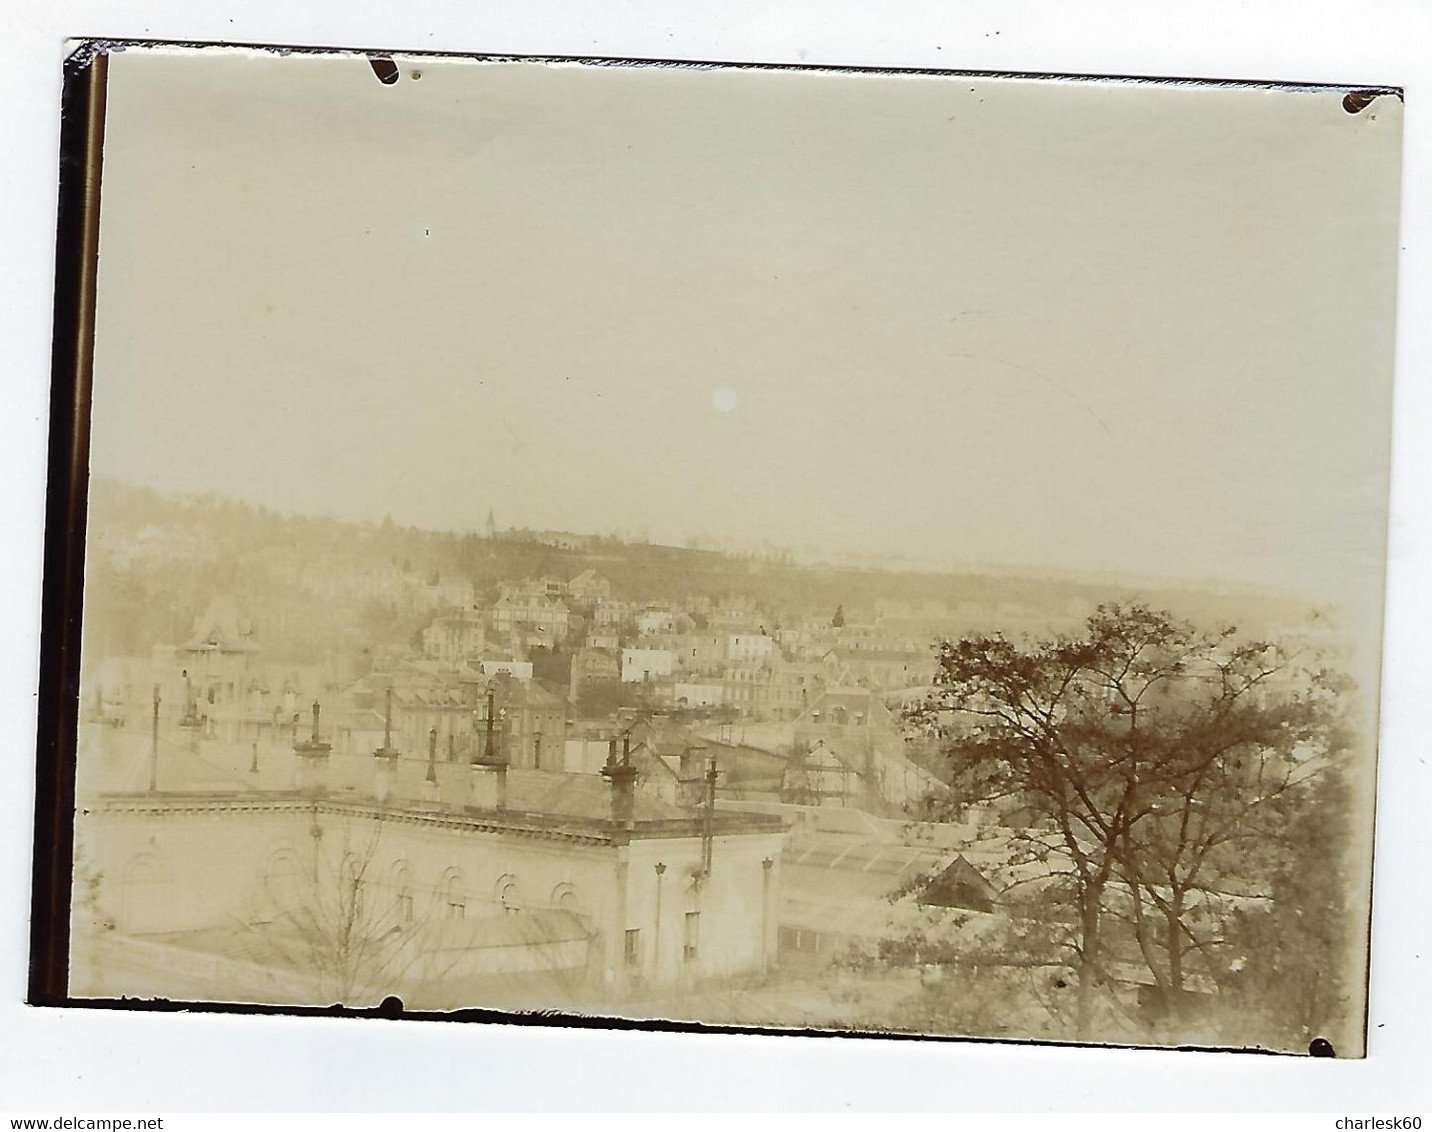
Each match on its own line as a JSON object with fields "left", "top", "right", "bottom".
{"left": 73, "top": 555, "right": 983, "bottom": 1018}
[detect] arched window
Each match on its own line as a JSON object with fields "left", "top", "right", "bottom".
{"left": 338, "top": 852, "right": 368, "bottom": 919}
{"left": 442, "top": 869, "right": 466, "bottom": 920}
{"left": 390, "top": 861, "right": 414, "bottom": 926}
{"left": 261, "top": 847, "right": 303, "bottom": 912}
{"left": 495, "top": 873, "right": 519, "bottom": 914}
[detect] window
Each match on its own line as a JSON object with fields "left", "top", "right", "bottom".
{"left": 779, "top": 928, "right": 820, "bottom": 954}
{"left": 683, "top": 912, "right": 700, "bottom": 961}
{"left": 396, "top": 893, "right": 414, "bottom": 924}
{"left": 444, "top": 873, "right": 466, "bottom": 920}
{"left": 624, "top": 928, "right": 641, "bottom": 967}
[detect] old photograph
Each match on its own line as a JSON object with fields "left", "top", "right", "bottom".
{"left": 58, "top": 44, "right": 1402, "bottom": 1055}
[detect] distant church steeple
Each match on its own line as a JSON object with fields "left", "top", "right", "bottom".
{"left": 485, "top": 508, "right": 497, "bottom": 538}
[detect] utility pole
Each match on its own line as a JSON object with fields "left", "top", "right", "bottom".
{"left": 149, "top": 685, "right": 160, "bottom": 792}
{"left": 654, "top": 861, "right": 667, "bottom": 978}
{"left": 761, "top": 856, "right": 774, "bottom": 973}
{"left": 700, "top": 756, "right": 719, "bottom": 878}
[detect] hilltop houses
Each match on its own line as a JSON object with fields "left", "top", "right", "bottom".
{"left": 491, "top": 590, "right": 571, "bottom": 647}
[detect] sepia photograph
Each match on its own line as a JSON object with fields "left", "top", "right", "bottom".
{"left": 48, "top": 42, "right": 1402, "bottom": 1057}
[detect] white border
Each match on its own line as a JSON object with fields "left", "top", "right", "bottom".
{"left": 2, "top": 0, "right": 1429, "bottom": 1113}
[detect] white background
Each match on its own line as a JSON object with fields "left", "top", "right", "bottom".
{"left": 1, "top": 0, "right": 1429, "bottom": 1114}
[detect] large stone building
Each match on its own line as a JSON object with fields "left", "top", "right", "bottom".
{"left": 70, "top": 716, "right": 789, "bottom": 1012}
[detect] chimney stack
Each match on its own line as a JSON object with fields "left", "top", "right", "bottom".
{"left": 423, "top": 725, "right": 441, "bottom": 804}
{"left": 601, "top": 733, "right": 638, "bottom": 826}
{"left": 372, "top": 688, "right": 400, "bottom": 804}
{"left": 294, "top": 700, "right": 332, "bottom": 796}
{"left": 470, "top": 685, "right": 508, "bottom": 811}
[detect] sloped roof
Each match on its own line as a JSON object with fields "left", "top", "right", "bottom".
{"left": 798, "top": 687, "right": 897, "bottom": 722}
{"left": 502, "top": 768, "right": 687, "bottom": 822}
{"left": 629, "top": 741, "right": 681, "bottom": 784}
{"left": 826, "top": 648, "right": 935, "bottom": 665}
{"left": 780, "top": 838, "right": 949, "bottom": 936}
{"left": 916, "top": 855, "right": 998, "bottom": 913}
{"left": 794, "top": 739, "right": 848, "bottom": 771}
{"left": 525, "top": 680, "right": 568, "bottom": 709}
{"left": 183, "top": 595, "right": 260, "bottom": 652}
{"left": 422, "top": 909, "right": 593, "bottom": 952}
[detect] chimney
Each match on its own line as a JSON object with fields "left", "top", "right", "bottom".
{"left": 373, "top": 748, "right": 399, "bottom": 803}
{"left": 372, "top": 688, "right": 400, "bottom": 804}
{"left": 469, "top": 757, "right": 508, "bottom": 811}
{"left": 470, "top": 686, "right": 508, "bottom": 811}
{"left": 424, "top": 726, "right": 440, "bottom": 804}
{"left": 601, "top": 734, "right": 638, "bottom": 825}
{"left": 294, "top": 700, "right": 332, "bottom": 796}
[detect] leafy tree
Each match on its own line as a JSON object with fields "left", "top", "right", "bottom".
{"left": 530, "top": 645, "right": 572, "bottom": 687}
{"left": 911, "top": 603, "right": 1350, "bottom": 1041}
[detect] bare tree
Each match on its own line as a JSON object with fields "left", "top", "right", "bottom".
{"left": 239, "top": 808, "right": 438, "bottom": 1005}
{"left": 911, "top": 603, "right": 1349, "bottom": 1040}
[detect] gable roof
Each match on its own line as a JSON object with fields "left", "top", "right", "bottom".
{"left": 916, "top": 855, "right": 998, "bottom": 913}
{"left": 183, "top": 595, "right": 259, "bottom": 652}
{"left": 799, "top": 687, "right": 905, "bottom": 727}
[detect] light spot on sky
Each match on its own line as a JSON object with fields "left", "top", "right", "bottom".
{"left": 712, "top": 387, "right": 739, "bottom": 414}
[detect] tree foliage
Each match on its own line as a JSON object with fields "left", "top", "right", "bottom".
{"left": 910, "top": 603, "right": 1355, "bottom": 1043}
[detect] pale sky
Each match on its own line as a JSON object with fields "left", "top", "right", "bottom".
{"left": 89, "top": 49, "right": 1402, "bottom": 604}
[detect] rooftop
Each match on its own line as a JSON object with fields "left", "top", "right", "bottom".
{"left": 83, "top": 722, "right": 786, "bottom": 842}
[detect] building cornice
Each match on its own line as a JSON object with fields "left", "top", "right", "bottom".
{"left": 93, "top": 791, "right": 789, "bottom": 844}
